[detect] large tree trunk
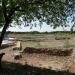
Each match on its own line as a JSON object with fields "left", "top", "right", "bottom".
{"left": 0, "top": 0, "right": 18, "bottom": 48}
{"left": 0, "top": 22, "right": 9, "bottom": 48}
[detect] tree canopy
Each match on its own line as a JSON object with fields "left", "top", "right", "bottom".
{"left": 0, "top": 0, "right": 75, "bottom": 47}
{"left": 0, "top": 0, "right": 75, "bottom": 28}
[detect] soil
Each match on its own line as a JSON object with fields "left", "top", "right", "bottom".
{"left": 0, "top": 46, "right": 75, "bottom": 73}
{"left": 68, "top": 47, "right": 75, "bottom": 73}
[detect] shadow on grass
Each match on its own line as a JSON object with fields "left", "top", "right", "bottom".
{"left": 0, "top": 61, "right": 75, "bottom": 75}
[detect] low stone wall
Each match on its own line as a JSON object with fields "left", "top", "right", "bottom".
{"left": 23, "top": 47, "right": 73, "bottom": 56}
{"left": 55, "top": 37, "right": 70, "bottom": 40}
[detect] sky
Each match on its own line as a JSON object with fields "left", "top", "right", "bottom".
{"left": 6, "top": 23, "right": 73, "bottom": 32}
{"left": 7, "top": 24, "right": 71, "bottom": 32}
{"left": 6, "top": 16, "right": 75, "bottom": 32}
{"left": 0, "top": 19, "right": 74, "bottom": 32}
{"left": 0, "top": 23, "right": 73, "bottom": 32}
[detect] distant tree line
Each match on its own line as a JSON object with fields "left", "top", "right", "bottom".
{"left": 1, "top": 31, "right": 75, "bottom": 34}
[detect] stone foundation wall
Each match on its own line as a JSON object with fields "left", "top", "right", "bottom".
{"left": 23, "top": 47, "right": 73, "bottom": 56}
{"left": 55, "top": 37, "right": 70, "bottom": 40}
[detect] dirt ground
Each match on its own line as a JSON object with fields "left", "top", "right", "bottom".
{"left": 0, "top": 46, "right": 75, "bottom": 73}
{"left": 1, "top": 33, "right": 75, "bottom": 73}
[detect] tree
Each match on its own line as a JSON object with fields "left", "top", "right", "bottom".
{"left": 0, "top": 0, "right": 74, "bottom": 47}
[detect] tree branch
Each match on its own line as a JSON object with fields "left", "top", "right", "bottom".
{"left": 7, "top": 5, "right": 20, "bottom": 22}
{"left": 2, "top": 0, "right": 7, "bottom": 21}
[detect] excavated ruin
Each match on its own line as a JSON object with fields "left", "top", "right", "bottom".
{"left": 23, "top": 47, "right": 73, "bottom": 56}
